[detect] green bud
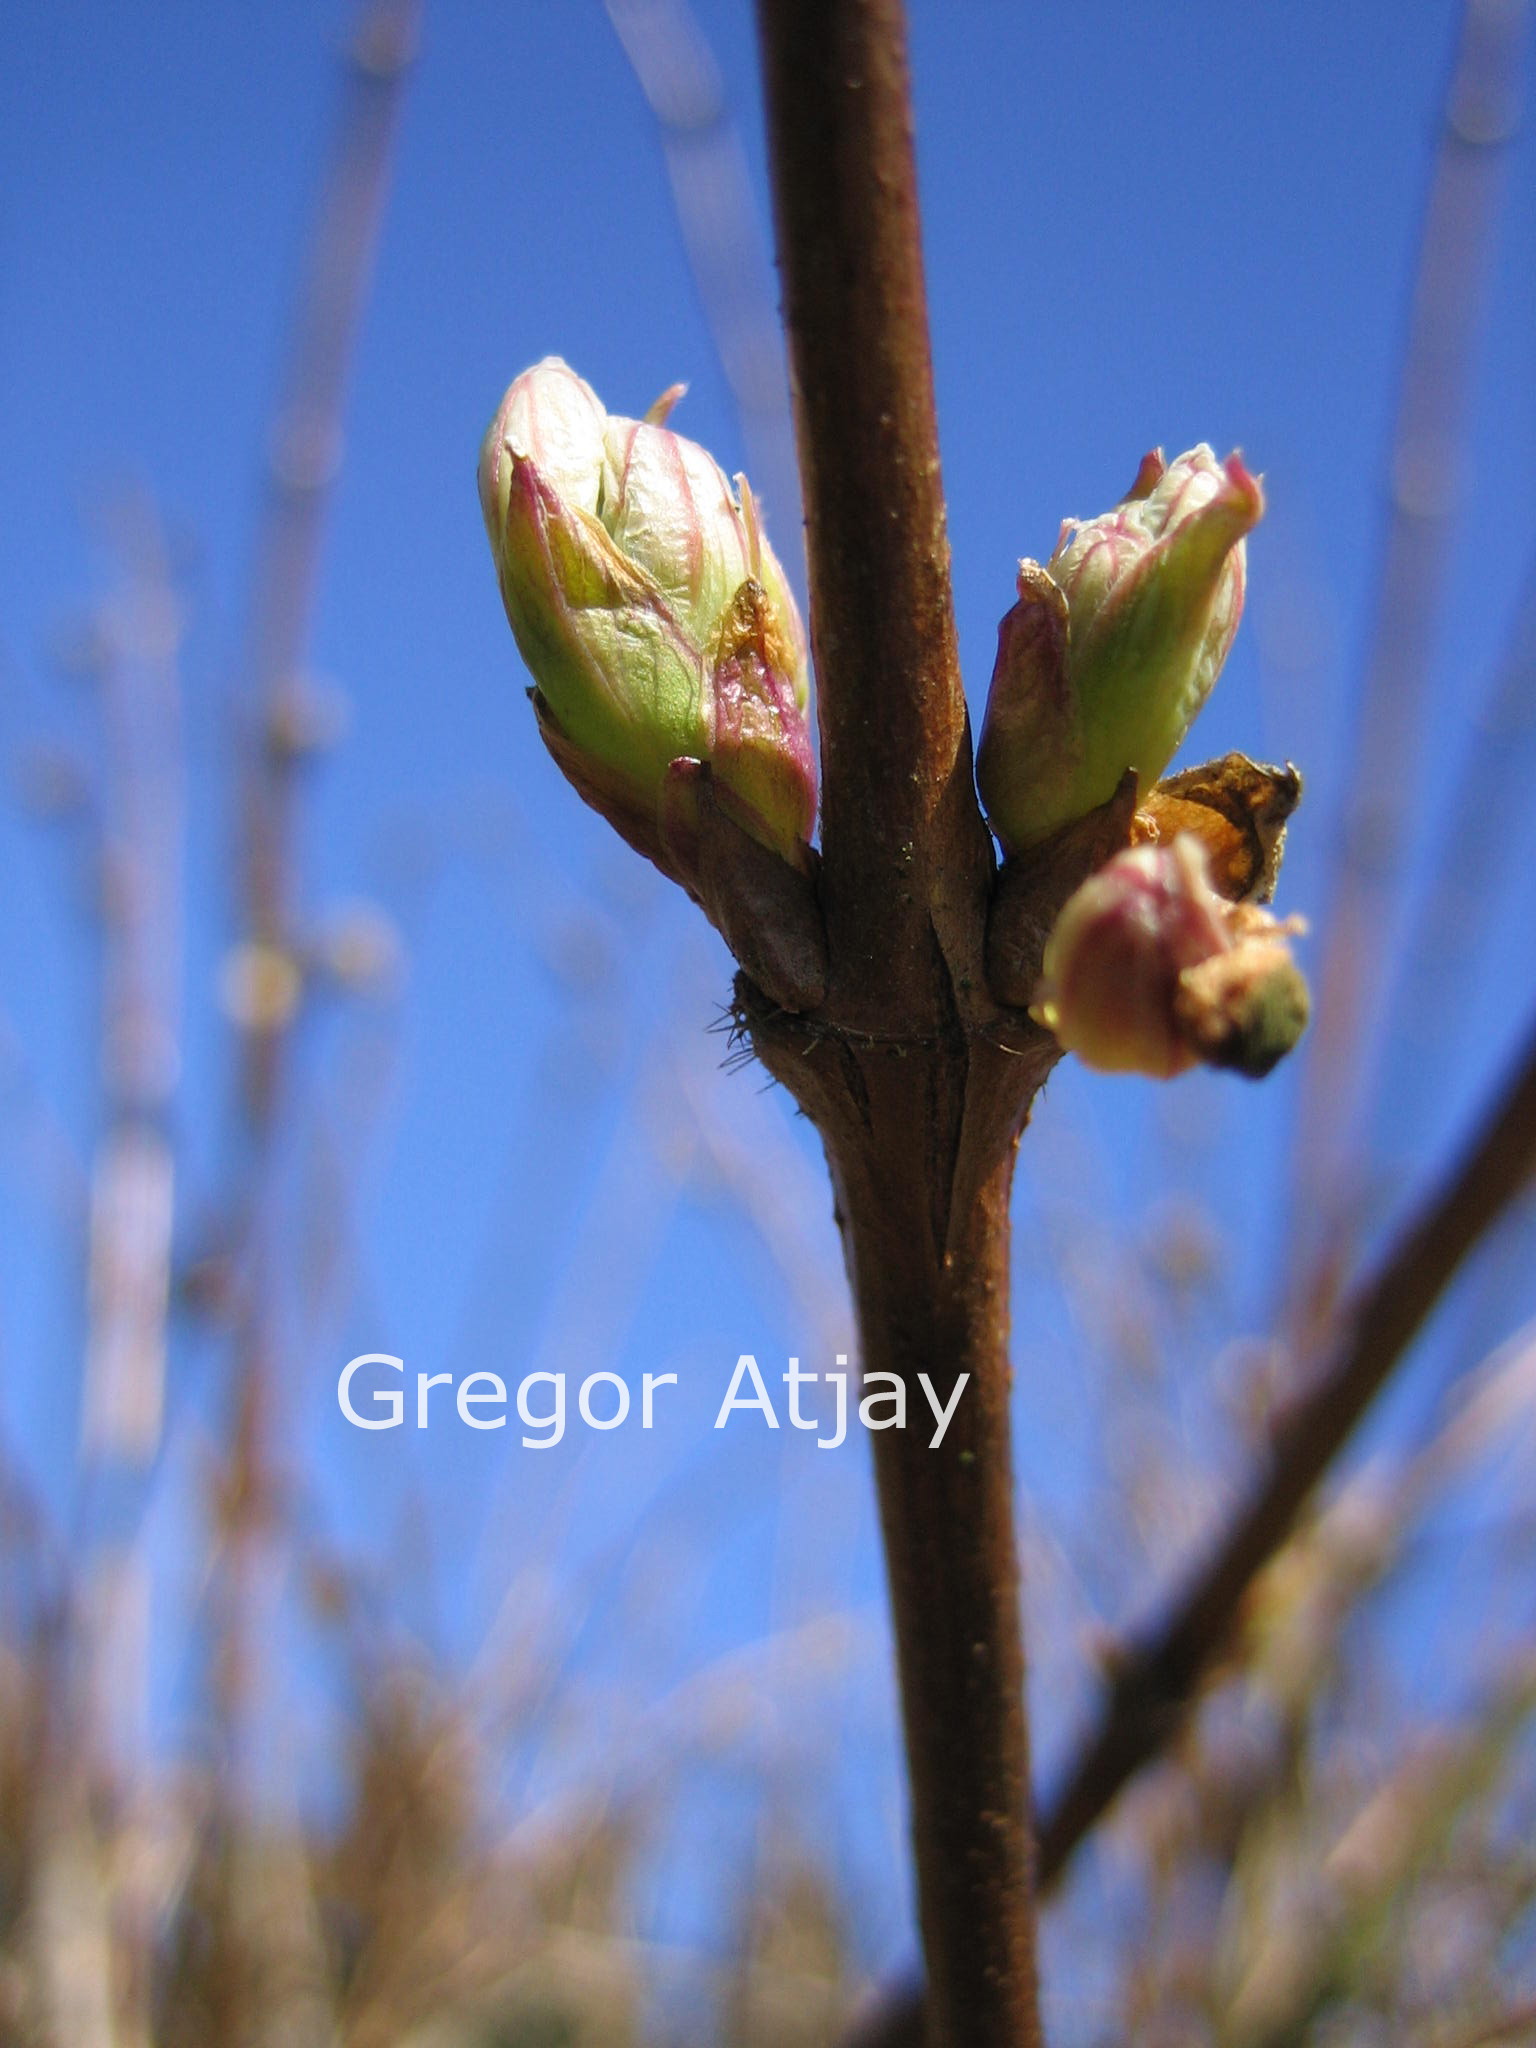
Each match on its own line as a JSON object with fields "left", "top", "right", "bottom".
{"left": 977, "top": 446, "right": 1264, "bottom": 854}
{"left": 478, "top": 358, "right": 816, "bottom": 882}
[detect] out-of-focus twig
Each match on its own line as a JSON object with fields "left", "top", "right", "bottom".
{"left": 1366, "top": 550, "right": 1536, "bottom": 1150}
{"left": 80, "top": 499, "right": 184, "bottom": 1482}
{"left": 1036, "top": 1009, "right": 1536, "bottom": 1888}
{"left": 72, "top": 507, "right": 185, "bottom": 2048}
{"left": 213, "top": 0, "right": 419, "bottom": 1810}
{"left": 1284, "top": 0, "right": 1532, "bottom": 1326}
{"left": 604, "top": 0, "right": 804, "bottom": 586}
{"left": 237, "top": 0, "right": 420, "bottom": 1123}
{"left": 183, "top": 15, "right": 419, "bottom": 2033}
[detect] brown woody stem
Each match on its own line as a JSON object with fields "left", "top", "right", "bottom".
{"left": 752, "top": 2, "right": 1049, "bottom": 2041}
{"left": 846, "top": 1144, "right": 1039, "bottom": 2042}
{"left": 755, "top": 0, "right": 990, "bottom": 1000}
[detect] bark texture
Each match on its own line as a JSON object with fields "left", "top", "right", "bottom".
{"left": 750, "top": 4, "right": 1058, "bottom": 2039}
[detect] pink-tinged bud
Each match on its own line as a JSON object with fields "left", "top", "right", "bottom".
{"left": 977, "top": 446, "right": 1264, "bottom": 854}
{"left": 1032, "top": 835, "right": 1307, "bottom": 1079}
{"left": 478, "top": 358, "right": 815, "bottom": 882}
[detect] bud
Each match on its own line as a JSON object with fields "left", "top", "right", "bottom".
{"left": 478, "top": 358, "right": 816, "bottom": 882}
{"left": 977, "top": 446, "right": 1263, "bottom": 854}
{"left": 1031, "top": 835, "right": 1306, "bottom": 1080}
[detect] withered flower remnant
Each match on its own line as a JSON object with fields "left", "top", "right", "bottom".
{"left": 1032, "top": 834, "right": 1307, "bottom": 1080}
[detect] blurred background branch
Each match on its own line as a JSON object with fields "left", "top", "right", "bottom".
{"left": 1282, "top": 0, "right": 1533, "bottom": 1334}
{"left": 1038, "top": 1009, "right": 1536, "bottom": 1890}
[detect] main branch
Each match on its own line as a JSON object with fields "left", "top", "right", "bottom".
{"left": 752, "top": 4, "right": 1050, "bottom": 2042}
{"left": 756, "top": 0, "right": 992, "bottom": 995}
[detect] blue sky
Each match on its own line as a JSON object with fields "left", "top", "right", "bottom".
{"left": 3, "top": 0, "right": 1535, "bottom": 1996}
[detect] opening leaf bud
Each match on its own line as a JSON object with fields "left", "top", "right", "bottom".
{"left": 978, "top": 446, "right": 1263, "bottom": 854}
{"left": 478, "top": 358, "right": 816, "bottom": 885}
